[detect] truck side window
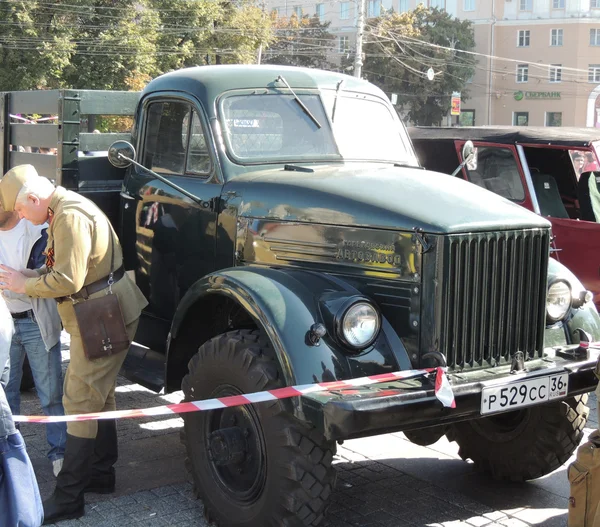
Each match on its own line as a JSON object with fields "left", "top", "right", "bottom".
{"left": 142, "top": 100, "right": 211, "bottom": 177}
{"left": 465, "top": 147, "right": 525, "bottom": 202}
{"left": 143, "top": 101, "right": 189, "bottom": 175}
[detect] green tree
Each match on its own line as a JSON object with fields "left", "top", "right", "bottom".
{"left": 0, "top": 0, "right": 77, "bottom": 90}
{"left": 150, "top": 0, "right": 223, "bottom": 72}
{"left": 62, "top": 0, "right": 161, "bottom": 90}
{"left": 0, "top": 0, "right": 273, "bottom": 91}
{"left": 263, "top": 13, "right": 335, "bottom": 70}
{"left": 207, "top": 0, "right": 274, "bottom": 65}
{"left": 364, "top": 5, "right": 476, "bottom": 125}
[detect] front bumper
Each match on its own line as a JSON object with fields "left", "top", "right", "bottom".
{"left": 301, "top": 347, "right": 600, "bottom": 441}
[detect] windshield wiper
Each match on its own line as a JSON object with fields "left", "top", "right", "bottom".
{"left": 276, "top": 75, "right": 322, "bottom": 129}
{"left": 331, "top": 79, "right": 344, "bottom": 123}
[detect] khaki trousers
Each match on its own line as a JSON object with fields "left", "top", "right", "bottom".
{"left": 62, "top": 319, "right": 139, "bottom": 438}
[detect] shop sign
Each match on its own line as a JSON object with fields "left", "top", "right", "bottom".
{"left": 451, "top": 91, "right": 461, "bottom": 115}
{"left": 514, "top": 90, "right": 561, "bottom": 101}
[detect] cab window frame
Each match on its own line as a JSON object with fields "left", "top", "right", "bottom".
{"left": 138, "top": 93, "right": 216, "bottom": 181}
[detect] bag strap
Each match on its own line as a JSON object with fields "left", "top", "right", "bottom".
{"left": 107, "top": 226, "right": 116, "bottom": 294}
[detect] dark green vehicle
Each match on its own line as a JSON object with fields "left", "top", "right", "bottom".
{"left": 2, "top": 65, "right": 600, "bottom": 526}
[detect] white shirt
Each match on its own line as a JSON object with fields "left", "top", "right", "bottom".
{"left": 0, "top": 219, "right": 43, "bottom": 313}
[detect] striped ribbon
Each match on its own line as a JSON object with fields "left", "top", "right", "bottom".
{"left": 13, "top": 367, "right": 455, "bottom": 423}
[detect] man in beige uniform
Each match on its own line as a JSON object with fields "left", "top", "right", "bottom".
{"left": 0, "top": 165, "right": 147, "bottom": 524}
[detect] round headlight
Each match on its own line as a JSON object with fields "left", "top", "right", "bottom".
{"left": 340, "top": 302, "right": 380, "bottom": 349}
{"left": 546, "top": 280, "right": 572, "bottom": 323}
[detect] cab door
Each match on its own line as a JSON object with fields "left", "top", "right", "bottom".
{"left": 120, "top": 95, "right": 222, "bottom": 353}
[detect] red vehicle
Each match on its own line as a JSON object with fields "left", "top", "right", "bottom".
{"left": 409, "top": 126, "right": 600, "bottom": 308}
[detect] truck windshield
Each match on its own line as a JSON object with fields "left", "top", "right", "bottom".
{"left": 220, "top": 91, "right": 417, "bottom": 166}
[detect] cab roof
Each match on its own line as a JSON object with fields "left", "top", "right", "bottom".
{"left": 409, "top": 126, "right": 600, "bottom": 148}
{"left": 142, "top": 65, "right": 384, "bottom": 113}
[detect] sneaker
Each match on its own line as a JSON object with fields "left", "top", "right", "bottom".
{"left": 52, "top": 458, "right": 64, "bottom": 477}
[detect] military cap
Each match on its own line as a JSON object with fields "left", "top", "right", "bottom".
{"left": 0, "top": 164, "right": 39, "bottom": 212}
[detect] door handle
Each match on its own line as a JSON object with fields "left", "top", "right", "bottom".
{"left": 549, "top": 247, "right": 563, "bottom": 253}
{"left": 120, "top": 190, "right": 138, "bottom": 201}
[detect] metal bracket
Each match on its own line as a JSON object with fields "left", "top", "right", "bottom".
{"left": 413, "top": 227, "right": 432, "bottom": 254}
{"left": 510, "top": 351, "right": 527, "bottom": 374}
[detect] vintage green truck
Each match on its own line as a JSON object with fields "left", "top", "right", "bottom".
{"left": 2, "top": 66, "right": 600, "bottom": 527}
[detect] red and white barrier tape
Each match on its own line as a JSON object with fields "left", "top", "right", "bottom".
{"left": 9, "top": 114, "right": 58, "bottom": 123}
{"left": 13, "top": 367, "right": 455, "bottom": 423}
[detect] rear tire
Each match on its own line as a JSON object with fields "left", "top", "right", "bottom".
{"left": 446, "top": 395, "right": 589, "bottom": 481}
{"left": 181, "top": 329, "right": 337, "bottom": 527}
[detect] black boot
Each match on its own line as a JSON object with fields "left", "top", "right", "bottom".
{"left": 85, "top": 419, "right": 118, "bottom": 494}
{"left": 43, "top": 434, "right": 95, "bottom": 524}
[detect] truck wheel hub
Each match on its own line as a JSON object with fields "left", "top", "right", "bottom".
{"left": 205, "top": 384, "right": 267, "bottom": 502}
{"left": 209, "top": 427, "right": 247, "bottom": 466}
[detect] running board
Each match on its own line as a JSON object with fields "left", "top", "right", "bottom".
{"left": 120, "top": 343, "right": 166, "bottom": 393}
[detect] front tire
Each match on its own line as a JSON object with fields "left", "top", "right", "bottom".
{"left": 446, "top": 395, "right": 589, "bottom": 481}
{"left": 181, "top": 329, "right": 337, "bottom": 527}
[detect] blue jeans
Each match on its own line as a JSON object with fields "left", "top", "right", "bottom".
{"left": 5, "top": 314, "right": 66, "bottom": 461}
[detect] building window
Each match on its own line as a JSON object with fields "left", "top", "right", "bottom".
{"left": 518, "top": 30, "right": 530, "bottom": 47}
{"left": 315, "top": 3, "right": 325, "bottom": 20}
{"left": 519, "top": 0, "right": 532, "bottom": 10}
{"left": 340, "top": 1, "right": 350, "bottom": 19}
{"left": 549, "top": 64, "right": 562, "bottom": 83}
{"left": 517, "top": 64, "right": 529, "bottom": 83}
{"left": 592, "top": 0, "right": 600, "bottom": 7}
{"left": 552, "top": 0, "right": 565, "bottom": 7}
{"left": 459, "top": 110, "right": 475, "bottom": 126}
{"left": 429, "top": 0, "right": 445, "bottom": 8}
{"left": 550, "top": 29, "right": 563, "bottom": 46}
{"left": 398, "top": 0, "right": 409, "bottom": 11}
{"left": 339, "top": 36, "right": 350, "bottom": 53}
{"left": 464, "top": 0, "right": 475, "bottom": 10}
{"left": 514, "top": 112, "right": 529, "bottom": 126}
{"left": 293, "top": 5, "right": 302, "bottom": 17}
{"left": 589, "top": 64, "right": 600, "bottom": 83}
{"left": 546, "top": 112, "right": 562, "bottom": 126}
{"left": 591, "top": 29, "right": 600, "bottom": 46}
{"left": 368, "top": 0, "right": 381, "bottom": 17}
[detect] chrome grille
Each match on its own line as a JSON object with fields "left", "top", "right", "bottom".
{"left": 438, "top": 229, "right": 550, "bottom": 369}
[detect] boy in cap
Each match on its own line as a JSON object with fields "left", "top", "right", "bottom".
{"left": 0, "top": 164, "right": 147, "bottom": 524}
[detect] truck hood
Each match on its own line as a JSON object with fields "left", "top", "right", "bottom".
{"left": 224, "top": 164, "right": 550, "bottom": 234}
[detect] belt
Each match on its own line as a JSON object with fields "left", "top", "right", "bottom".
{"left": 11, "top": 309, "right": 33, "bottom": 319}
{"left": 57, "top": 266, "right": 125, "bottom": 303}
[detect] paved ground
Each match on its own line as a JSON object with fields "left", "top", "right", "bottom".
{"left": 18, "top": 332, "right": 596, "bottom": 527}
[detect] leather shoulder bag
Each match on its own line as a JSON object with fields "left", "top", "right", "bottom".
{"left": 72, "top": 230, "right": 130, "bottom": 360}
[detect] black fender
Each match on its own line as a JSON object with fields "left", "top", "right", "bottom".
{"left": 166, "top": 266, "right": 412, "bottom": 397}
{"left": 545, "top": 258, "right": 600, "bottom": 346}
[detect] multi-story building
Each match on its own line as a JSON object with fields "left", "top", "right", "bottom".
{"left": 264, "top": 0, "right": 600, "bottom": 127}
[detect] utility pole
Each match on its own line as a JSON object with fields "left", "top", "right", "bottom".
{"left": 354, "top": 0, "right": 366, "bottom": 78}
{"left": 257, "top": 0, "right": 266, "bottom": 64}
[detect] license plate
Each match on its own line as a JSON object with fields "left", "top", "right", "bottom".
{"left": 481, "top": 373, "right": 568, "bottom": 415}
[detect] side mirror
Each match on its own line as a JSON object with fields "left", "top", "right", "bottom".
{"left": 108, "top": 141, "right": 136, "bottom": 169}
{"left": 450, "top": 140, "right": 476, "bottom": 178}
{"left": 462, "top": 140, "right": 475, "bottom": 162}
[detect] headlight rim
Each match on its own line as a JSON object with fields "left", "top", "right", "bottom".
{"left": 335, "top": 298, "right": 381, "bottom": 351}
{"left": 546, "top": 278, "right": 573, "bottom": 324}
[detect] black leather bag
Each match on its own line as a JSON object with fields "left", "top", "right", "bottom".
{"left": 72, "top": 231, "right": 130, "bottom": 361}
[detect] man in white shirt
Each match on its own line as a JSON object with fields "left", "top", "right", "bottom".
{"left": 0, "top": 206, "right": 66, "bottom": 477}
